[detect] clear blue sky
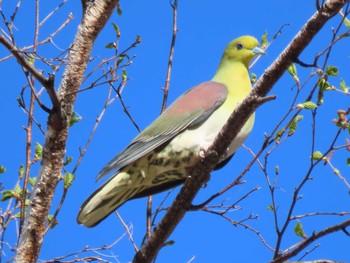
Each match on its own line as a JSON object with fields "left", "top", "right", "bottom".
{"left": 1, "top": 0, "right": 349, "bottom": 262}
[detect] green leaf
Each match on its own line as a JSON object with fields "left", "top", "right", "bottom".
{"left": 35, "top": 142, "right": 43, "bottom": 160}
{"left": 340, "top": 32, "right": 350, "bottom": 38}
{"left": 163, "top": 240, "right": 175, "bottom": 247}
{"left": 317, "top": 91, "right": 324, "bottom": 105}
{"left": 69, "top": 111, "right": 82, "bottom": 127}
{"left": 340, "top": 79, "right": 349, "bottom": 92}
{"left": 13, "top": 211, "right": 21, "bottom": 218}
{"left": 17, "top": 97, "right": 25, "bottom": 108}
{"left": 136, "top": 35, "right": 142, "bottom": 43}
{"left": 288, "top": 115, "right": 303, "bottom": 136}
{"left": 27, "top": 53, "right": 35, "bottom": 65}
{"left": 47, "top": 215, "right": 59, "bottom": 229}
{"left": 343, "top": 17, "right": 350, "bottom": 28}
{"left": 287, "top": 63, "right": 299, "bottom": 83}
{"left": 260, "top": 31, "right": 268, "bottom": 49}
{"left": 14, "top": 184, "right": 22, "bottom": 196}
{"left": 251, "top": 73, "right": 257, "bottom": 84}
{"left": 117, "top": 55, "right": 125, "bottom": 67}
{"left": 105, "top": 42, "right": 115, "bottom": 49}
{"left": 64, "top": 156, "right": 73, "bottom": 166}
{"left": 267, "top": 205, "right": 274, "bottom": 211}
{"left": 326, "top": 65, "right": 338, "bottom": 76}
{"left": 311, "top": 151, "right": 324, "bottom": 161}
{"left": 63, "top": 173, "right": 75, "bottom": 189}
{"left": 296, "top": 101, "right": 318, "bottom": 110}
{"left": 275, "top": 166, "right": 279, "bottom": 175}
{"left": 294, "top": 220, "right": 307, "bottom": 239}
{"left": 1, "top": 184, "right": 22, "bottom": 201}
{"left": 347, "top": 158, "right": 350, "bottom": 166}
{"left": 0, "top": 165, "right": 6, "bottom": 174}
{"left": 275, "top": 128, "right": 284, "bottom": 144}
{"left": 287, "top": 63, "right": 296, "bottom": 76}
{"left": 1, "top": 190, "right": 15, "bottom": 201}
{"left": 122, "top": 68, "right": 127, "bottom": 83}
{"left": 318, "top": 79, "right": 333, "bottom": 91}
{"left": 112, "top": 22, "right": 121, "bottom": 38}
{"left": 29, "top": 177, "right": 37, "bottom": 187}
{"left": 18, "top": 164, "right": 24, "bottom": 177}
{"left": 116, "top": 3, "right": 122, "bottom": 15}
{"left": 317, "top": 80, "right": 328, "bottom": 105}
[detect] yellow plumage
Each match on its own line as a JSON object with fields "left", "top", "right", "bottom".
{"left": 77, "top": 35, "right": 264, "bottom": 227}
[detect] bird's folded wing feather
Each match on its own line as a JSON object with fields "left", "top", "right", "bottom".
{"left": 96, "top": 81, "right": 228, "bottom": 181}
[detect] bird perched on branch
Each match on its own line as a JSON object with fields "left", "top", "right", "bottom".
{"left": 77, "top": 35, "right": 265, "bottom": 227}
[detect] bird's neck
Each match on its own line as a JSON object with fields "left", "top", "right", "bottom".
{"left": 211, "top": 60, "right": 251, "bottom": 93}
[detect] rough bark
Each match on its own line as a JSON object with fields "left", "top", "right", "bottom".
{"left": 133, "top": 0, "right": 349, "bottom": 262}
{"left": 14, "top": 1, "right": 119, "bottom": 262}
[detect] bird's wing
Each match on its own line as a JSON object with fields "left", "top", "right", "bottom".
{"left": 96, "top": 81, "right": 228, "bottom": 181}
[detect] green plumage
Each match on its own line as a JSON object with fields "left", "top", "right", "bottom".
{"left": 77, "top": 36, "right": 265, "bottom": 227}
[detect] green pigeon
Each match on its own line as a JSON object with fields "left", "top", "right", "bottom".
{"left": 77, "top": 35, "right": 265, "bottom": 227}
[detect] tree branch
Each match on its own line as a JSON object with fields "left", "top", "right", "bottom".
{"left": 270, "top": 218, "right": 350, "bottom": 263}
{"left": 0, "top": 34, "right": 52, "bottom": 92}
{"left": 14, "top": 1, "right": 120, "bottom": 262}
{"left": 132, "top": 0, "right": 349, "bottom": 262}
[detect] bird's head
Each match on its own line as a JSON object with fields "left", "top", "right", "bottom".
{"left": 223, "top": 35, "right": 265, "bottom": 67}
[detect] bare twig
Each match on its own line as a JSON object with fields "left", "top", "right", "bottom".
{"left": 72, "top": 87, "right": 118, "bottom": 174}
{"left": 160, "top": 0, "right": 178, "bottom": 113}
{"left": 0, "top": 34, "right": 52, "bottom": 91}
{"left": 203, "top": 208, "right": 275, "bottom": 252}
{"left": 41, "top": 238, "right": 123, "bottom": 263}
{"left": 10, "top": 0, "right": 23, "bottom": 23}
{"left": 291, "top": 211, "right": 350, "bottom": 220}
{"left": 0, "top": 13, "right": 73, "bottom": 63}
{"left": 19, "top": 0, "right": 41, "bottom": 233}
{"left": 115, "top": 211, "right": 139, "bottom": 252}
{"left": 39, "top": 0, "right": 68, "bottom": 27}
{"left": 146, "top": 0, "right": 179, "bottom": 235}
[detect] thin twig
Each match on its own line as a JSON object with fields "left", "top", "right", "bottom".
{"left": 0, "top": 34, "right": 55, "bottom": 98}
{"left": 72, "top": 85, "right": 118, "bottom": 174}
{"left": 160, "top": 0, "right": 178, "bottom": 113}
{"left": 291, "top": 211, "right": 350, "bottom": 220}
{"left": 115, "top": 211, "right": 139, "bottom": 252}
{"left": 147, "top": 0, "right": 179, "bottom": 236}
{"left": 41, "top": 238, "right": 123, "bottom": 263}
{"left": 39, "top": 0, "right": 68, "bottom": 27}
{"left": 0, "top": 13, "right": 73, "bottom": 63}
{"left": 203, "top": 209, "right": 275, "bottom": 252}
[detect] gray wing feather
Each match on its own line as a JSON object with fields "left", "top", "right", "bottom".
{"left": 96, "top": 82, "right": 227, "bottom": 181}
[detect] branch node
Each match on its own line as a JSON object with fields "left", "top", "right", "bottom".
{"left": 342, "top": 227, "right": 350, "bottom": 236}
{"left": 294, "top": 57, "right": 318, "bottom": 68}
{"left": 257, "top": 95, "right": 277, "bottom": 105}
{"left": 45, "top": 73, "right": 61, "bottom": 111}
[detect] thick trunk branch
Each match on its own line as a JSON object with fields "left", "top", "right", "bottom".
{"left": 133, "top": 0, "right": 349, "bottom": 262}
{"left": 14, "top": 1, "right": 119, "bottom": 262}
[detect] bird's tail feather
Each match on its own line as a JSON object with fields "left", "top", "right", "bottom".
{"left": 77, "top": 172, "right": 142, "bottom": 227}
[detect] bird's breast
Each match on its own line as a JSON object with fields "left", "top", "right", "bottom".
{"left": 167, "top": 104, "right": 254, "bottom": 162}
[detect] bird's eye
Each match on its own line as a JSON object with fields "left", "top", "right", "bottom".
{"left": 236, "top": 43, "right": 244, "bottom": 50}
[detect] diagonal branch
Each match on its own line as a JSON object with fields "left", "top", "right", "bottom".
{"left": 132, "top": 0, "right": 349, "bottom": 262}
{"left": 0, "top": 34, "right": 52, "bottom": 91}
{"left": 270, "top": 218, "right": 350, "bottom": 263}
{"left": 0, "top": 34, "right": 61, "bottom": 111}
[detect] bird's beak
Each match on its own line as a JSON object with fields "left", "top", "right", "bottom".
{"left": 251, "top": 46, "right": 266, "bottom": 55}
